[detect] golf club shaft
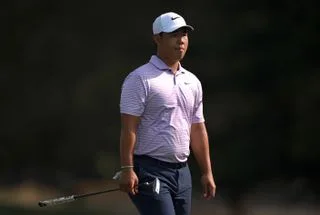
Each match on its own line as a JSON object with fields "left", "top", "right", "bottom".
{"left": 38, "top": 171, "right": 125, "bottom": 207}
{"left": 38, "top": 187, "right": 120, "bottom": 207}
{"left": 75, "top": 188, "right": 120, "bottom": 199}
{"left": 38, "top": 179, "right": 156, "bottom": 208}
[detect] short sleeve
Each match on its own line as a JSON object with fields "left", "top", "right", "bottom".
{"left": 120, "top": 72, "right": 147, "bottom": 116}
{"left": 192, "top": 80, "right": 205, "bottom": 123}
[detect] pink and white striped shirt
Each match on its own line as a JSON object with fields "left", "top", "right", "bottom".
{"left": 120, "top": 55, "right": 205, "bottom": 163}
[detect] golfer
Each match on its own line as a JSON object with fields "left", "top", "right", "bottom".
{"left": 119, "top": 11, "right": 216, "bottom": 215}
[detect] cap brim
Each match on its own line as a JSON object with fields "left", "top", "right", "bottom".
{"left": 163, "top": 25, "right": 194, "bottom": 33}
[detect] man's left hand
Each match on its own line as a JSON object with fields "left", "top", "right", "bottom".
{"left": 201, "top": 173, "right": 216, "bottom": 200}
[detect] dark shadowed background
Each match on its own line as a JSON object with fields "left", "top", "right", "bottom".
{"left": 1, "top": 0, "right": 319, "bottom": 214}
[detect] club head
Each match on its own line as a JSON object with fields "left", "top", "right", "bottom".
{"left": 153, "top": 177, "right": 160, "bottom": 194}
{"left": 143, "top": 177, "right": 160, "bottom": 194}
{"left": 112, "top": 171, "right": 160, "bottom": 194}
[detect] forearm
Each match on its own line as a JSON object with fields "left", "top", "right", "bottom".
{"left": 190, "top": 123, "right": 213, "bottom": 175}
{"left": 120, "top": 129, "right": 136, "bottom": 166}
{"left": 119, "top": 114, "right": 140, "bottom": 167}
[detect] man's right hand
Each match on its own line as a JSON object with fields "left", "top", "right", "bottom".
{"left": 119, "top": 169, "right": 139, "bottom": 195}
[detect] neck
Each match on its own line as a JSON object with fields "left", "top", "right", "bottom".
{"left": 156, "top": 55, "right": 180, "bottom": 74}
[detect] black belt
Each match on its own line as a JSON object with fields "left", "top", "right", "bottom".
{"left": 134, "top": 155, "right": 187, "bottom": 169}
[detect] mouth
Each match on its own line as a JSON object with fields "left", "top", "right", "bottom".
{"left": 176, "top": 47, "right": 185, "bottom": 52}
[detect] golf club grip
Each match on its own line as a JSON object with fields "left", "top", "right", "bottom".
{"left": 38, "top": 195, "right": 75, "bottom": 207}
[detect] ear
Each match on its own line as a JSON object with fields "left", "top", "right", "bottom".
{"left": 152, "top": 34, "right": 161, "bottom": 45}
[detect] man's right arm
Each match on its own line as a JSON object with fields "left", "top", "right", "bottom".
{"left": 120, "top": 113, "right": 140, "bottom": 166}
{"left": 119, "top": 113, "right": 140, "bottom": 194}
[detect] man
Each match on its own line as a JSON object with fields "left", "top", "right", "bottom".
{"left": 118, "top": 11, "right": 216, "bottom": 215}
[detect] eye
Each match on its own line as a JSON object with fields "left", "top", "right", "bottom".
{"left": 173, "top": 32, "right": 180, "bottom": 37}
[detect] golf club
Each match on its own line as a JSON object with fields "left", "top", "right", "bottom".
{"left": 38, "top": 177, "right": 160, "bottom": 207}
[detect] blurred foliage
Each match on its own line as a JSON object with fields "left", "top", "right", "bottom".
{"left": 1, "top": 0, "right": 319, "bottom": 201}
{"left": 0, "top": 205, "right": 115, "bottom": 215}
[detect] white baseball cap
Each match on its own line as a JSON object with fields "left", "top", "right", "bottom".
{"left": 152, "top": 12, "right": 194, "bottom": 35}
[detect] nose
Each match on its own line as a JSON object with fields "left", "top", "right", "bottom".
{"left": 177, "top": 35, "right": 186, "bottom": 44}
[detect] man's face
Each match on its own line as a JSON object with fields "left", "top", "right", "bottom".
{"left": 156, "top": 28, "right": 189, "bottom": 61}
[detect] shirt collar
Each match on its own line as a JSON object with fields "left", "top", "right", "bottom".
{"left": 149, "top": 55, "right": 186, "bottom": 74}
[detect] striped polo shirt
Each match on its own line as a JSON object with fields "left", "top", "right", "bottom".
{"left": 120, "top": 55, "right": 205, "bottom": 163}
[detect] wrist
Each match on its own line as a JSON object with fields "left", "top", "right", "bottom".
{"left": 201, "top": 171, "right": 213, "bottom": 177}
{"left": 120, "top": 165, "right": 134, "bottom": 171}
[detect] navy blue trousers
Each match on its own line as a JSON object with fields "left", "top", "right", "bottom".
{"left": 129, "top": 155, "right": 192, "bottom": 215}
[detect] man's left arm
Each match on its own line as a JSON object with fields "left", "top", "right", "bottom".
{"left": 190, "top": 122, "right": 216, "bottom": 199}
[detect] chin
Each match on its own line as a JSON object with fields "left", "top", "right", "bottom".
{"left": 174, "top": 51, "right": 185, "bottom": 59}
{"left": 177, "top": 53, "right": 185, "bottom": 61}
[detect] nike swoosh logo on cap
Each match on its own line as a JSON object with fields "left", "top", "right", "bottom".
{"left": 171, "top": 16, "right": 180, "bottom": 20}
